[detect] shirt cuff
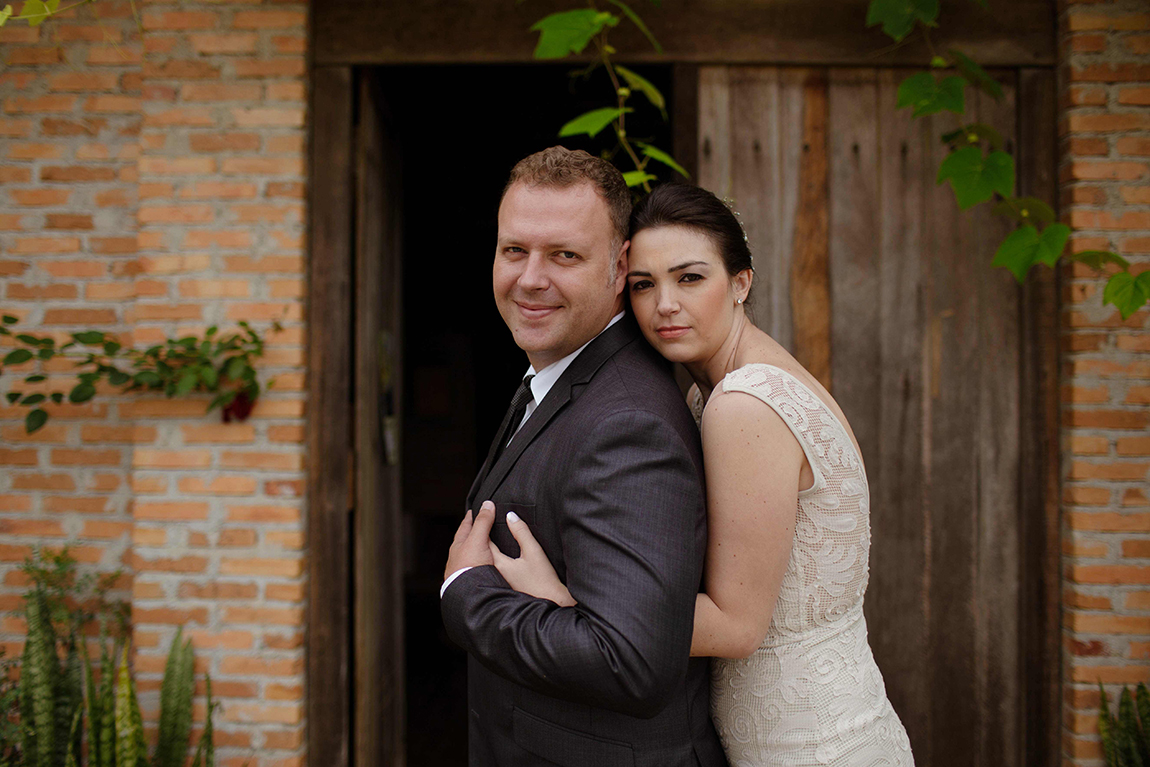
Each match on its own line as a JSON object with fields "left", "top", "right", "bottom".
{"left": 440, "top": 566, "right": 474, "bottom": 598}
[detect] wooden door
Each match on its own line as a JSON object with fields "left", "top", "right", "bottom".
{"left": 354, "top": 70, "right": 406, "bottom": 766}
{"left": 696, "top": 66, "right": 1059, "bottom": 766}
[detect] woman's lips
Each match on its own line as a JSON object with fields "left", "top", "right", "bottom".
{"left": 656, "top": 326, "right": 690, "bottom": 339}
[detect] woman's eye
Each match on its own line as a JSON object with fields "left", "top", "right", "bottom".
{"left": 680, "top": 273, "right": 703, "bottom": 283}
{"left": 630, "top": 280, "right": 653, "bottom": 292}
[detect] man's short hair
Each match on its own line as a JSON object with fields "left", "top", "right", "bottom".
{"left": 503, "top": 146, "right": 631, "bottom": 249}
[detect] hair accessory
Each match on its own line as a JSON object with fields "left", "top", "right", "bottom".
{"left": 720, "top": 196, "right": 751, "bottom": 246}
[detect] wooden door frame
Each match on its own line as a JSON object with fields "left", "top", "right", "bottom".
{"left": 306, "top": 6, "right": 1061, "bottom": 765}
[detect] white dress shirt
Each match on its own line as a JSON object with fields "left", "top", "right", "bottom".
{"left": 441, "top": 312, "right": 625, "bottom": 597}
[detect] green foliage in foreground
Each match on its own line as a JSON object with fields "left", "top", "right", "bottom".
{"left": 1098, "top": 682, "right": 1150, "bottom": 767}
{"left": 0, "top": 316, "right": 278, "bottom": 434}
{"left": 3, "top": 549, "right": 215, "bottom": 766}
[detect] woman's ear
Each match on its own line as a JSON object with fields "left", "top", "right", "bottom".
{"left": 734, "top": 268, "right": 753, "bottom": 304}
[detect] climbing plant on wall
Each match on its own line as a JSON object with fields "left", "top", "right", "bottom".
{"left": 865, "top": 0, "right": 1148, "bottom": 317}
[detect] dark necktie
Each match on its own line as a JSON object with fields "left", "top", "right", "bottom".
{"left": 495, "top": 375, "right": 535, "bottom": 460}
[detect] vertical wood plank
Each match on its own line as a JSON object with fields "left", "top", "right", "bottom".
{"left": 867, "top": 68, "right": 931, "bottom": 757}
{"left": 307, "top": 64, "right": 354, "bottom": 767}
{"left": 790, "top": 71, "right": 830, "bottom": 389}
{"left": 354, "top": 70, "right": 407, "bottom": 767}
{"left": 827, "top": 68, "right": 880, "bottom": 447}
{"left": 922, "top": 80, "right": 982, "bottom": 767}
{"left": 1017, "top": 67, "right": 1061, "bottom": 767}
{"left": 697, "top": 66, "right": 730, "bottom": 198}
{"left": 970, "top": 74, "right": 1022, "bottom": 766}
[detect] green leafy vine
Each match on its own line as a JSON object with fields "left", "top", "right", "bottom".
{"left": 867, "top": 0, "right": 1148, "bottom": 318}
{"left": 0, "top": 314, "right": 279, "bottom": 434}
{"left": 529, "top": 0, "right": 689, "bottom": 190}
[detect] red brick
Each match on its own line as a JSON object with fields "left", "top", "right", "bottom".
{"left": 189, "top": 32, "right": 258, "bottom": 55}
{"left": 42, "top": 308, "right": 117, "bottom": 325}
{"left": 232, "top": 59, "right": 306, "bottom": 78}
{"left": 1066, "top": 113, "right": 1150, "bottom": 133}
{"left": 182, "top": 83, "right": 261, "bottom": 102}
{"left": 1066, "top": 12, "right": 1150, "bottom": 31}
{"left": 142, "top": 10, "right": 218, "bottom": 29}
{"left": 5, "top": 95, "right": 76, "bottom": 113}
{"left": 9, "top": 188, "right": 71, "bottom": 206}
{"left": 44, "top": 214, "right": 93, "bottom": 230}
{"left": 1119, "top": 88, "right": 1150, "bottom": 106}
{"left": 220, "top": 557, "right": 303, "bottom": 577}
{"left": 1071, "top": 63, "right": 1150, "bottom": 82}
{"left": 39, "top": 166, "right": 117, "bottom": 182}
{"left": 144, "top": 108, "right": 216, "bottom": 128}
{"left": 7, "top": 142, "right": 66, "bottom": 160}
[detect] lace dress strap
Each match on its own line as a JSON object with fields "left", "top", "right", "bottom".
{"left": 719, "top": 363, "right": 865, "bottom": 494}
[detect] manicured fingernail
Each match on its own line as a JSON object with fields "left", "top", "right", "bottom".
{"left": 506, "top": 511, "right": 520, "bottom": 524}
{"left": 481, "top": 501, "right": 495, "bottom": 511}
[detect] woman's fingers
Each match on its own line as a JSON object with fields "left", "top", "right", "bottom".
{"left": 505, "top": 511, "right": 544, "bottom": 557}
{"left": 488, "top": 540, "right": 508, "bottom": 566}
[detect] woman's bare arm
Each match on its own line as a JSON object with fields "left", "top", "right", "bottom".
{"left": 689, "top": 390, "right": 804, "bottom": 658}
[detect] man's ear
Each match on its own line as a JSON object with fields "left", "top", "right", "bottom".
{"left": 614, "top": 239, "right": 631, "bottom": 295}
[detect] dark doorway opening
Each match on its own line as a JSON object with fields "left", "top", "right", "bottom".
{"left": 376, "top": 63, "right": 676, "bottom": 764}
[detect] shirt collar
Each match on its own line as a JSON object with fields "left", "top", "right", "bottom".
{"left": 525, "top": 312, "right": 624, "bottom": 412}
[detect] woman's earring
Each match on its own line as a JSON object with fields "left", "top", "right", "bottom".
{"left": 737, "top": 298, "right": 744, "bottom": 305}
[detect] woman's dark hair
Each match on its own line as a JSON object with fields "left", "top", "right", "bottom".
{"left": 629, "top": 183, "right": 754, "bottom": 277}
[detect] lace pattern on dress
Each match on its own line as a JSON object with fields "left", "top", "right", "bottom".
{"left": 706, "top": 364, "right": 914, "bottom": 766}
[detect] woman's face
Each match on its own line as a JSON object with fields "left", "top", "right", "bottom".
{"left": 627, "top": 225, "right": 748, "bottom": 365}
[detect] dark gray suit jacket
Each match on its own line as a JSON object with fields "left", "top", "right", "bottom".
{"left": 442, "top": 317, "right": 728, "bottom": 767}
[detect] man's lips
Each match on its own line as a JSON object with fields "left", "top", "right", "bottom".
{"left": 656, "top": 326, "right": 690, "bottom": 339}
{"left": 516, "top": 302, "right": 560, "bottom": 319}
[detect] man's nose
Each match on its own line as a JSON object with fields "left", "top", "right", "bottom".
{"left": 518, "top": 253, "right": 549, "bottom": 291}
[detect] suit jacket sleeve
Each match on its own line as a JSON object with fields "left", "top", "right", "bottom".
{"left": 441, "top": 408, "right": 704, "bottom": 718}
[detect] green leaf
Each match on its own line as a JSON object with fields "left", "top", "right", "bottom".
{"left": 6, "top": 392, "right": 20, "bottom": 404}
{"left": 133, "top": 371, "right": 161, "bottom": 387}
{"left": 865, "top": 0, "right": 939, "bottom": 41}
{"left": 1072, "top": 250, "right": 1131, "bottom": 272}
{"left": 992, "top": 223, "right": 1070, "bottom": 283}
{"left": 107, "top": 369, "right": 130, "bottom": 387}
{"left": 0, "top": 5, "right": 13, "bottom": 25}
{"left": 68, "top": 383, "right": 96, "bottom": 404}
{"left": 23, "top": 374, "right": 46, "bottom": 383}
{"left": 930, "top": 55, "right": 948, "bottom": 68}
{"left": 615, "top": 64, "right": 666, "bottom": 118}
{"left": 175, "top": 370, "right": 198, "bottom": 397}
{"left": 949, "top": 48, "right": 1003, "bottom": 100}
{"left": 103, "top": 341, "right": 121, "bottom": 356}
{"left": 72, "top": 331, "right": 105, "bottom": 345}
{"left": 896, "top": 72, "right": 965, "bottom": 118}
{"left": 50, "top": 392, "right": 63, "bottom": 404}
{"left": 529, "top": 9, "right": 618, "bottom": 59}
{"left": 936, "top": 146, "right": 1014, "bottom": 209}
{"left": 605, "top": 0, "right": 661, "bottom": 53}
{"left": 200, "top": 365, "right": 219, "bottom": 389}
{"left": 16, "top": 334, "right": 40, "bottom": 345}
{"left": 2, "top": 315, "right": 18, "bottom": 324}
{"left": 638, "top": 143, "right": 689, "bottom": 177}
{"left": 18, "top": 0, "right": 48, "bottom": 26}
{"left": 3, "top": 348, "right": 33, "bottom": 365}
{"left": 559, "top": 107, "right": 630, "bottom": 138}
{"left": 993, "top": 196, "right": 1056, "bottom": 224}
{"left": 21, "top": 393, "right": 45, "bottom": 405}
{"left": 623, "top": 170, "right": 657, "bottom": 187}
{"left": 1103, "top": 272, "right": 1150, "bottom": 320}
{"left": 25, "top": 408, "right": 47, "bottom": 434}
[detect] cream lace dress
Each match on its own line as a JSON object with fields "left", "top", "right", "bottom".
{"left": 691, "top": 364, "right": 914, "bottom": 767}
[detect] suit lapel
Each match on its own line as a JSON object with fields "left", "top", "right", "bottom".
{"left": 468, "top": 317, "right": 641, "bottom": 509}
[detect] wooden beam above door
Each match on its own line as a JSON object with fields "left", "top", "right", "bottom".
{"left": 312, "top": 0, "right": 1055, "bottom": 68}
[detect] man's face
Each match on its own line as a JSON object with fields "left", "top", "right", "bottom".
{"left": 494, "top": 182, "right": 628, "bottom": 370}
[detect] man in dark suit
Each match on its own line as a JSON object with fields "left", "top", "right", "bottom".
{"left": 441, "top": 146, "right": 728, "bottom": 767}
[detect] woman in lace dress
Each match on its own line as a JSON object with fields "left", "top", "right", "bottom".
{"left": 491, "top": 183, "right": 913, "bottom": 766}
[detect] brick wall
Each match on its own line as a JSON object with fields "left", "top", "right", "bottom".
{"left": 0, "top": 0, "right": 308, "bottom": 763}
{"left": 1060, "top": 0, "right": 1150, "bottom": 763}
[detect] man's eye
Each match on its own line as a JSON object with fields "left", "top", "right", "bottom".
{"left": 558, "top": 251, "right": 579, "bottom": 260}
